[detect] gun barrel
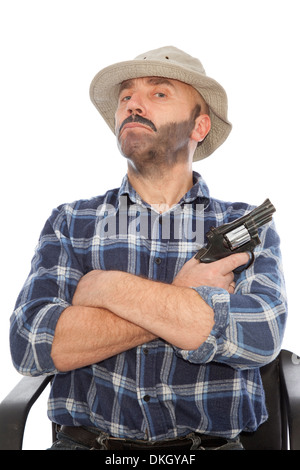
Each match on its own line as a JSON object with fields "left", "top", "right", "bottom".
{"left": 245, "top": 199, "right": 275, "bottom": 232}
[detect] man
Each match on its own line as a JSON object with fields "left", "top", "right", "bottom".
{"left": 10, "top": 46, "right": 287, "bottom": 450}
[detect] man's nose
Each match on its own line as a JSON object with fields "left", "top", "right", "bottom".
{"left": 126, "top": 92, "right": 146, "bottom": 115}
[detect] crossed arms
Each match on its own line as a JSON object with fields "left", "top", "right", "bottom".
{"left": 51, "top": 253, "right": 248, "bottom": 372}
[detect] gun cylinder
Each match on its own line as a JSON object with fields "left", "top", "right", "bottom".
{"left": 224, "top": 225, "right": 251, "bottom": 250}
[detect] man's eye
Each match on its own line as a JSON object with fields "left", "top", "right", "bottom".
{"left": 122, "top": 95, "right": 131, "bottom": 102}
{"left": 155, "top": 92, "right": 166, "bottom": 98}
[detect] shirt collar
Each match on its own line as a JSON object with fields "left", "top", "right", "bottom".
{"left": 118, "top": 171, "right": 210, "bottom": 207}
{"left": 182, "top": 171, "right": 210, "bottom": 204}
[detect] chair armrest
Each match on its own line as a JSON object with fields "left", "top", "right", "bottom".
{"left": 280, "top": 349, "right": 300, "bottom": 450}
{"left": 0, "top": 375, "right": 52, "bottom": 450}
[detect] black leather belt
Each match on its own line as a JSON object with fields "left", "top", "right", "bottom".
{"left": 59, "top": 425, "right": 229, "bottom": 450}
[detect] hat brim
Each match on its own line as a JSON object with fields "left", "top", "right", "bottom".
{"left": 89, "top": 59, "right": 232, "bottom": 161}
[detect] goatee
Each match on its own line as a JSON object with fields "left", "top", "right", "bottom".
{"left": 117, "top": 105, "right": 201, "bottom": 178}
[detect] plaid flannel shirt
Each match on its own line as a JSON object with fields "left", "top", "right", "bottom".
{"left": 10, "top": 172, "right": 287, "bottom": 440}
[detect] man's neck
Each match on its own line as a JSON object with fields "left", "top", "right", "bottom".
{"left": 127, "top": 163, "right": 194, "bottom": 213}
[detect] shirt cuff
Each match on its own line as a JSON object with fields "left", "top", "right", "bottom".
{"left": 31, "top": 300, "right": 70, "bottom": 374}
{"left": 174, "top": 286, "right": 230, "bottom": 363}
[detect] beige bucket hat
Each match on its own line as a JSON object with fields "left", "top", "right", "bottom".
{"left": 89, "top": 46, "right": 232, "bottom": 161}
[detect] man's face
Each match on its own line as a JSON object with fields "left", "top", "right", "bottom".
{"left": 114, "top": 77, "right": 207, "bottom": 174}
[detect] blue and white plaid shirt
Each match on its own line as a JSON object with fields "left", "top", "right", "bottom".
{"left": 10, "top": 172, "right": 287, "bottom": 440}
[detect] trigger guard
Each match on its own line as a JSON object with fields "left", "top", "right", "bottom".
{"left": 233, "top": 251, "right": 255, "bottom": 274}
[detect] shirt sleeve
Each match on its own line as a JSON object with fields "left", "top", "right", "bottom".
{"left": 9, "top": 205, "right": 83, "bottom": 376}
{"left": 174, "top": 221, "right": 288, "bottom": 369}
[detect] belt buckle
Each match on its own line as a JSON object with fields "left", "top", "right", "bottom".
{"left": 95, "top": 431, "right": 112, "bottom": 450}
{"left": 96, "top": 433, "right": 132, "bottom": 450}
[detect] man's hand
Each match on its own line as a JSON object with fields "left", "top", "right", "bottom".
{"left": 172, "top": 252, "right": 249, "bottom": 294}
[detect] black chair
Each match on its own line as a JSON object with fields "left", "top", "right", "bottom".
{"left": 1, "top": 349, "right": 299, "bottom": 450}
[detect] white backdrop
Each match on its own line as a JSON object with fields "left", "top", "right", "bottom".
{"left": 1, "top": 0, "right": 299, "bottom": 450}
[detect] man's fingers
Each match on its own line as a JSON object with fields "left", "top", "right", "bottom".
{"left": 217, "top": 252, "right": 250, "bottom": 275}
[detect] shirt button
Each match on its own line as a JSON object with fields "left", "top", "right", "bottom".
{"left": 143, "top": 395, "right": 150, "bottom": 402}
{"left": 155, "top": 257, "right": 162, "bottom": 265}
{"left": 143, "top": 348, "right": 149, "bottom": 355}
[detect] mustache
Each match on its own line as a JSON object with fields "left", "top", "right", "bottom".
{"left": 118, "top": 114, "right": 157, "bottom": 135}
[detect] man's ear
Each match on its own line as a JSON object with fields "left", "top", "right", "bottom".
{"left": 191, "top": 114, "right": 211, "bottom": 143}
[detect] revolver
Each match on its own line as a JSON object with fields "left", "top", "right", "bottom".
{"left": 194, "top": 199, "right": 276, "bottom": 270}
